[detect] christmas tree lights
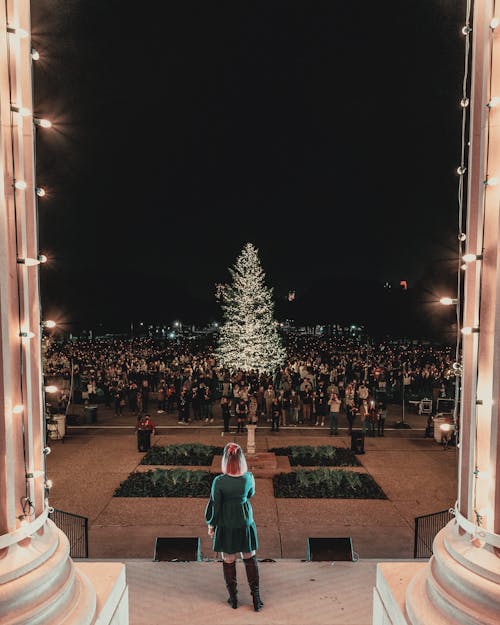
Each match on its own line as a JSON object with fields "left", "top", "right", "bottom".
{"left": 217, "top": 243, "right": 286, "bottom": 373}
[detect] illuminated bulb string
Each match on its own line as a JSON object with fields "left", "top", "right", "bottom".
{"left": 5, "top": 16, "right": 50, "bottom": 522}
{"left": 453, "top": 0, "right": 473, "bottom": 447}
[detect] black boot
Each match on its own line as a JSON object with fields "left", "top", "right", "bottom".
{"left": 243, "top": 555, "right": 264, "bottom": 611}
{"left": 222, "top": 561, "right": 238, "bottom": 608}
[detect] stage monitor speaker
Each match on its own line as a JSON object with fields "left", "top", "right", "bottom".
{"left": 350, "top": 431, "right": 365, "bottom": 454}
{"left": 307, "top": 537, "right": 354, "bottom": 562}
{"left": 153, "top": 537, "right": 201, "bottom": 562}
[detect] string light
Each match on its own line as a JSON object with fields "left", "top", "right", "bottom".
{"left": 487, "top": 96, "right": 500, "bottom": 108}
{"left": 440, "top": 297, "right": 458, "bottom": 306}
{"left": 17, "top": 255, "right": 46, "bottom": 266}
{"left": 457, "top": 166, "right": 467, "bottom": 175}
{"left": 13, "top": 404, "right": 24, "bottom": 414}
{"left": 458, "top": 233, "right": 467, "bottom": 242}
{"left": 44, "top": 479, "right": 53, "bottom": 490}
{"left": 42, "top": 320, "right": 56, "bottom": 329}
{"left": 20, "top": 331, "right": 35, "bottom": 339}
{"left": 44, "top": 385, "right": 58, "bottom": 393}
{"left": 26, "top": 470, "right": 43, "bottom": 478}
{"left": 30, "top": 49, "right": 40, "bottom": 61}
{"left": 7, "top": 26, "right": 29, "bottom": 39}
{"left": 462, "top": 253, "right": 483, "bottom": 262}
{"left": 461, "top": 327, "right": 480, "bottom": 335}
{"left": 36, "top": 187, "right": 46, "bottom": 197}
{"left": 43, "top": 447, "right": 51, "bottom": 455}
{"left": 461, "top": 25, "right": 472, "bottom": 35}
{"left": 14, "top": 180, "right": 27, "bottom": 190}
{"left": 484, "top": 176, "right": 499, "bottom": 185}
{"left": 33, "top": 118, "right": 52, "bottom": 129}
{"left": 490, "top": 17, "right": 500, "bottom": 30}
{"left": 11, "top": 105, "right": 31, "bottom": 116}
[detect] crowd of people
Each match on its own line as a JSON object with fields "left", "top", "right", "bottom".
{"left": 43, "top": 333, "right": 457, "bottom": 434}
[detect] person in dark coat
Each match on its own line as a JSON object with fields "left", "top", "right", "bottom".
{"left": 205, "top": 443, "right": 263, "bottom": 612}
{"left": 221, "top": 395, "right": 231, "bottom": 433}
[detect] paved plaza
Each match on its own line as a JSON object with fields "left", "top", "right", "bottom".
{"left": 47, "top": 403, "right": 457, "bottom": 562}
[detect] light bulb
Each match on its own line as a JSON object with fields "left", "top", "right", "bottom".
{"left": 15, "top": 180, "right": 27, "bottom": 190}
{"left": 20, "top": 331, "right": 35, "bottom": 339}
{"left": 462, "top": 25, "right": 472, "bottom": 35}
{"left": 34, "top": 118, "right": 52, "bottom": 128}
{"left": 461, "top": 327, "right": 479, "bottom": 335}
{"left": 17, "top": 257, "right": 40, "bottom": 266}
{"left": 43, "top": 320, "right": 56, "bottom": 329}
{"left": 462, "top": 253, "right": 483, "bottom": 263}
{"left": 485, "top": 176, "right": 500, "bottom": 186}
{"left": 11, "top": 105, "right": 31, "bottom": 116}
{"left": 36, "top": 187, "right": 46, "bottom": 197}
{"left": 38, "top": 254, "right": 48, "bottom": 264}
{"left": 461, "top": 263, "right": 468, "bottom": 271}
{"left": 439, "top": 297, "right": 457, "bottom": 306}
{"left": 7, "top": 26, "right": 29, "bottom": 38}
{"left": 460, "top": 98, "right": 469, "bottom": 108}
{"left": 487, "top": 96, "right": 500, "bottom": 108}
{"left": 43, "top": 447, "right": 51, "bottom": 455}
{"left": 458, "top": 232, "right": 467, "bottom": 242}
{"left": 456, "top": 166, "right": 466, "bottom": 175}
{"left": 45, "top": 479, "right": 53, "bottom": 489}
{"left": 13, "top": 404, "right": 24, "bottom": 414}
{"left": 491, "top": 17, "right": 500, "bottom": 29}
{"left": 31, "top": 49, "right": 40, "bottom": 61}
{"left": 45, "top": 385, "right": 58, "bottom": 394}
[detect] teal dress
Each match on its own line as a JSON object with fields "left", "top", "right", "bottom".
{"left": 205, "top": 472, "right": 258, "bottom": 554}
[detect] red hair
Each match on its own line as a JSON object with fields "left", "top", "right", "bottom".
{"left": 221, "top": 442, "right": 248, "bottom": 476}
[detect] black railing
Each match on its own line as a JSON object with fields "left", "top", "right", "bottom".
{"left": 414, "top": 509, "right": 453, "bottom": 558}
{"left": 49, "top": 508, "right": 89, "bottom": 558}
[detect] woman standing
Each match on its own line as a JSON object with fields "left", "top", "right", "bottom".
{"left": 205, "top": 443, "right": 263, "bottom": 612}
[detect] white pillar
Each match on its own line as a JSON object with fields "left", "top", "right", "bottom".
{"left": 0, "top": 3, "right": 126, "bottom": 623}
{"left": 375, "top": 2, "right": 500, "bottom": 623}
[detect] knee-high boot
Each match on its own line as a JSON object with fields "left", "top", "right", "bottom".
{"left": 243, "top": 555, "right": 264, "bottom": 611}
{"left": 222, "top": 561, "right": 238, "bottom": 609}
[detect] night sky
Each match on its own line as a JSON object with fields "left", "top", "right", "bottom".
{"left": 32, "top": 1, "right": 466, "bottom": 337}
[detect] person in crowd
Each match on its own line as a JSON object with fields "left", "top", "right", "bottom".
{"left": 368, "top": 399, "right": 378, "bottom": 437}
{"left": 202, "top": 383, "right": 214, "bottom": 423}
{"left": 235, "top": 398, "right": 248, "bottom": 434}
{"left": 346, "top": 403, "right": 358, "bottom": 435}
{"left": 191, "top": 384, "right": 201, "bottom": 421}
{"left": 328, "top": 392, "right": 342, "bottom": 436}
{"left": 263, "top": 384, "right": 275, "bottom": 420}
{"left": 290, "top": 389, "right": 300, "bottom": 425}
{"left": 205, "top": 443, "right": 263, "bottom": 612}
{"left": 271, "top": 396, "right": 281, "bottom": 432}
{"left": 359, "top": 399, "right": 370, "bottom": 435}
{"left": 248, "top": 393, "right": 258, "bottom": 425}
{"left": 221, "top": 395, "right": 231, "bottom": 433}
{"left": 178, "top": 388, "right": 189, "bottom": 424}
{"left": 157, "top": 383, "right": 166, "bottom": 413}
{"left": 301, "top": 386, "right": 312, "bottom": 424}
{"left": 316, "top": 380, "right": 328, "bottom": 427}
{"left": 377, "top": 400, "right": 387, "bottom": 436}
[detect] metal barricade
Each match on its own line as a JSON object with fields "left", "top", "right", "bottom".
{"left": 414, "top": 509, "right": 453, "bottom": 558}
{"left": 49, "top": 508, "right": 89, "bottom": 558}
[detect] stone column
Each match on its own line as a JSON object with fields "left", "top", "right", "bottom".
{"left": 374, "top": 1, "right": 500, "bottom": 623}
{"left": 0, "top": 2, "right": 126, "bottom": 624}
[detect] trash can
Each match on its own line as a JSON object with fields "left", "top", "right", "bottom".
{"left": 54, "top": 414, "right": 66, "bottom": 439}
{"left": 83, "top": 404, "right": 98, "bottom": 424}
{"left": 137, "top": 429, "right": 151, "bottom": 452}
{"left": 350, "top": 430, "right": 365, "bottom": 454}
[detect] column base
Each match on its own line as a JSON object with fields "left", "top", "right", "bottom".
{"left": 374, "top": 521, "right": 500, "bottom": 625}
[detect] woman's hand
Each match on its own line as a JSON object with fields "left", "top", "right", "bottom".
{"left": 208, "top": 525, "right": 214, "bottom": 537}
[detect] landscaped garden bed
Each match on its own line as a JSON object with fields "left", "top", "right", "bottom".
{"left": 114, "top": 468, "right": 217, "bottom": 497}
{"left": 140, "top": 443, "right": 224, "bottom": 466}
{"left": 269, "top": 445, "right": 361, "bottom": 467}
{"left": 273, "top": 467, "right": 386, "bottom": 499}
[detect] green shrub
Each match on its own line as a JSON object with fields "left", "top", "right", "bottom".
{"left": 114, "top": 469, "right": 217, "bottom": 497}
{"left": 273, "top": 468, "right": 386, "bottom": 499}
{"left": 141, "top": 443, "right": 224, "bottom": 466}
{"left": 269, "top": 446, "right": 360, "bottom": 467}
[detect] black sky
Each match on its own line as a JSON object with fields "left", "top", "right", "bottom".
{"left": 32, "top": 1, "right": 466, "bottom": 335}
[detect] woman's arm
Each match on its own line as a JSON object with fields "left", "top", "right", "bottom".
{"left": 205, "top": 477, "right": 222, "bottom": 527}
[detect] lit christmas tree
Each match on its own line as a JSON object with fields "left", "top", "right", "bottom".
{"left": 217, "top": 243, "right": 286, "bottom": 372}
